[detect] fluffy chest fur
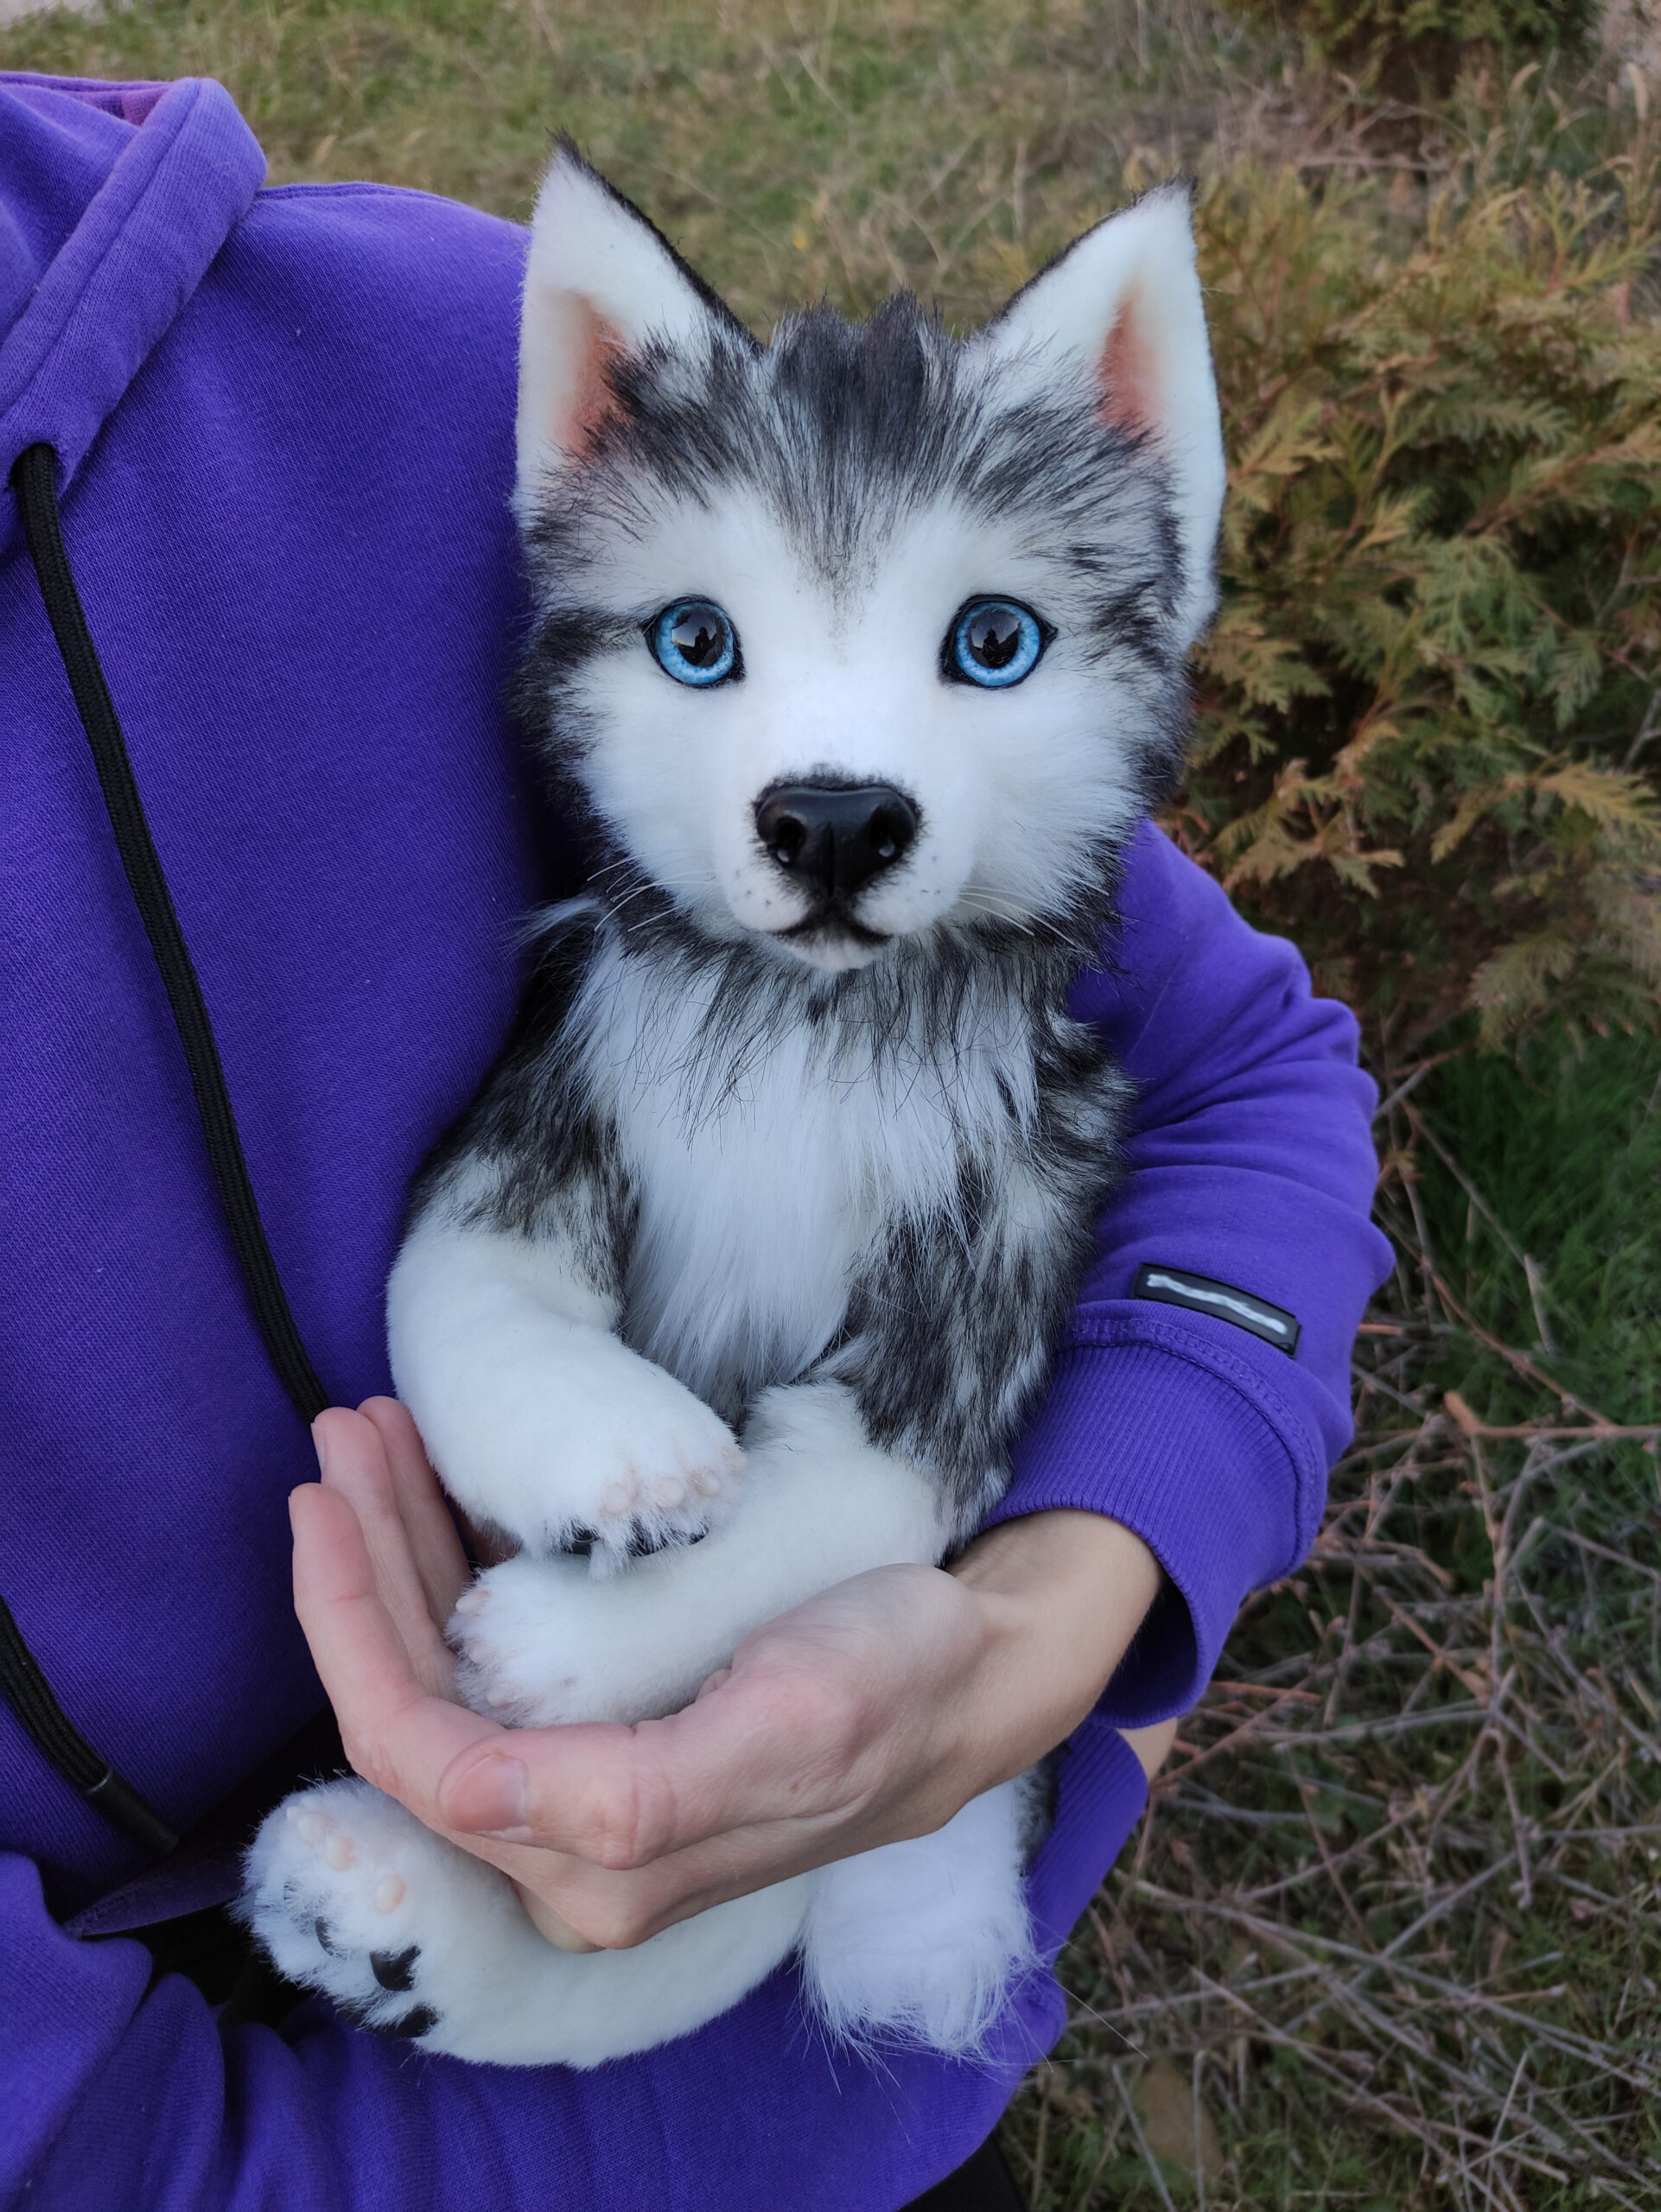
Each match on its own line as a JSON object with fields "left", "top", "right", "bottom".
{"left": 551, "top": 917, "right": 1116, "bottom": 1451}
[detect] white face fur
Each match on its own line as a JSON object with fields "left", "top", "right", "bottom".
{"left": 515, "top": 150, "right": 1225, "bottom": 976}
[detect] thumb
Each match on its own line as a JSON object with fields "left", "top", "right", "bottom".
{"left": 438, "top": 1653, "right": 845, "bottom": 1865}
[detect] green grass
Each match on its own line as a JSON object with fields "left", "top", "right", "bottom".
{"left": 1418, "top": 1036, "right": 1661, "bottom": 1428}
{"left": 7, "top": 3, "right": 1659, "bottom": 2202}
{"left": 1, "top": 0, "right": 1289, "bottom": 325}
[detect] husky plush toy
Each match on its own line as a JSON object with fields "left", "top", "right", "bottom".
{"left": 244, "top": 145, "right": 1225, "bottom": 2067}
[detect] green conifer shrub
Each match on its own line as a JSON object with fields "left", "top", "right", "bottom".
{"left": 1179, "top": 102, "right": 1661, "bottom": 1046}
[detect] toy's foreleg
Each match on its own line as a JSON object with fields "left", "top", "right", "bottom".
{"left": 387, "top": 1209, "right": 747, "bottom": 1568}
{"left": 451, "top": 1377, "right": 955, "bottom": 1727}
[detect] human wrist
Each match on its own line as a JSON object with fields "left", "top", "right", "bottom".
{"left": 951, "top": 1507, "right": 1159, "bottom": 1603}
{"left": 947, "top": 1510, "right": 1163, "bottom": 1765}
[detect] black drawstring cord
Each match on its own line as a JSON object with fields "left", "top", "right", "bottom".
{"left": 0, "top": 1600, "right": 180, "bottom": 1859}
{"left": 13, "top": 443, "right": 328, "bottom": 1427}
{"left": 7, "top": 441, "right": 331, "bottom": 1857}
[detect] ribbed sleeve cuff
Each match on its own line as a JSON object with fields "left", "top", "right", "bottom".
{"left": 1026, "top": 1715, "right": 1149, "bottom": 1958}
{"left": 983, "top": 1314, "right": 1323, "bottom": 1726}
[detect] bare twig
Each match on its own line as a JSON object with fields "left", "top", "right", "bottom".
{"left": 1009, "top": 1029, "right": 1659, "bottom": 2206}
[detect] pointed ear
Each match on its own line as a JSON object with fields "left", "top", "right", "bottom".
{"left": 981, "top": 184, "right": 1225, "bottom": 651}
{"left": 517, "top": 142, "right": 746, "bottom": 500}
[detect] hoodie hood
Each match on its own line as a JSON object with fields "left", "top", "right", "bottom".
{"left": 0, "top": 76, "right": 264, "bottom": 542}
{"left": 1, "top": 72, "right": 544, "bottom": 1914}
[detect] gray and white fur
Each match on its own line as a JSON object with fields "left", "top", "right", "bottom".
{"left": 244, "top": 143, "right": 1225, "bottom": 2068}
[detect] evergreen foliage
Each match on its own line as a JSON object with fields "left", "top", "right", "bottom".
{"left": 1181, "top": 92, "right": 1661, "bottom": 1046}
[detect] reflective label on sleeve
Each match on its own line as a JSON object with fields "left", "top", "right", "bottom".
{"left": 1130, "top": 1263, "right": 1301, "bottom": 1354}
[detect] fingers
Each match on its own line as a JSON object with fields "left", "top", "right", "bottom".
{"left": 504, "top": 1827, "right": 773, "bottom": 1949}
{"left": 291, "top": 1480, "right": 493, "bottom": 1806}
{"left": 464, "top": 1648, "right": 929, "bottom": 1946}
{"left": 292, "top": 1452, "right": 743, "bottom": 1943}
{"left": 439, "top": 1632, "right": 871, "bottom": 1870}
{"left": 357, "top": 1396, "right": 470, "bottom": 1627}
{"left": 293, "top": 1426, "right": 724, "bottom": 1936}
{"left": 311, "top": 1408, "right": 455, "bottom": 1696}
{"left": 290, "top": 1481, "right": 597, "bottom": 1900}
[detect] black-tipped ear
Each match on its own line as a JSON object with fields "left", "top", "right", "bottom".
{"left": 978, "top": 185, "right": 1225, "bottom": 650}
{"left": 517, "top": 142, "right": 750, "bottom": 502}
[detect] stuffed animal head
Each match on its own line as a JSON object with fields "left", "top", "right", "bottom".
{"left": 515, "top": 142, "right": 1224, "bottom": 976}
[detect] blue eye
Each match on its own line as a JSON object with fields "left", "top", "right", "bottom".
{"left": 946, "top": 599, "right": 1047, "bottom": 689}
{"left": 648, "top": 600, "right": 740, "bottom": 687}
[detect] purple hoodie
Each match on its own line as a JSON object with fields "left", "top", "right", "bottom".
{"left": 0, "top": 73, "right": 1391, "bottom": 2211}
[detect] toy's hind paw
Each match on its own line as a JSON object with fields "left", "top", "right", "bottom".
{"left": 450, "top": 1548, "right": 716, "bottom": 1726}
{"left": 240, "top": 1779, "right": 484, "bottom": 2045}
{"left": 800, "top": 1781, "right": 1036, "bottom": 2056}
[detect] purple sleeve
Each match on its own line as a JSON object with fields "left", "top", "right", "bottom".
{"left": 987, "top": 822, "right": 1393, "bottom": 1722}
{"left": 1, "top": 1724, "right": 1151, "bottom": 2211}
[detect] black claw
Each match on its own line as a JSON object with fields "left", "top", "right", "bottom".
{"left": 362, "top": 2003, "right": 438, "bottom": 2041}
{"left": 372, "top": 1944, "right": 420, "bottom": 1993}
{"left": 315, "top": 1916, "right": 344, "bottom": 1956}
{"left": 559, "top": 1519, "right": 708, "bottom": 1561}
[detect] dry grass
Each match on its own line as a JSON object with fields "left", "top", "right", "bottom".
{"left": 1, "top": 0, "right": 1314, "bottom": 321}
{"left": 1001, "top": 1045, "right": 1661, "bottom": 2209}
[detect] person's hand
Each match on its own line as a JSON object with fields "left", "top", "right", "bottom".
{"left": 294, "top": 1400, "right": 1168, "bottom": 1951}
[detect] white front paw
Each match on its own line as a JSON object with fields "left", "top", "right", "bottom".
{"left": 414, "top": 1332, "right": 746, "bottom": 1568}
{"left": 550, "top": 1357, "right": 748, "bottom": 1570}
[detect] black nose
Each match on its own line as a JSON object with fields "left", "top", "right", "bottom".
{"left": 754, "top": 783, "right": 919, "bottom": 904}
